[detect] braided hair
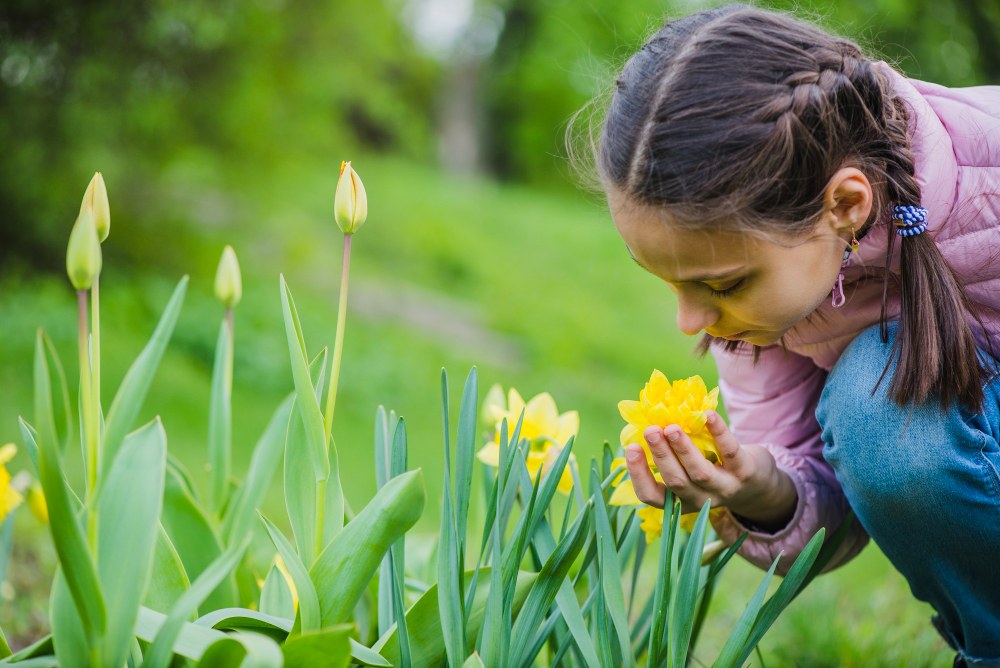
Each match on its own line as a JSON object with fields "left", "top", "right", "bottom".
{"left": 597, "top": 3, "right": 993, "bottom": 410}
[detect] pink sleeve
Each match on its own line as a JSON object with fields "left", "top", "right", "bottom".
{"left": 708, "top": 344, "right": 869, "bottom": 575}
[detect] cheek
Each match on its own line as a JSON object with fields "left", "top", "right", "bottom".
{"left": 733, "top": 271, "right": 833, "bottom": 328}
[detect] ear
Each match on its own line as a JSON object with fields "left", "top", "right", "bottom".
{"left": 822, "top": 167, "right": 874, "bottom": 237}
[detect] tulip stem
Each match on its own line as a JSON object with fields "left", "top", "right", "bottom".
{"left": 91, "top": 276, "right": 102, "bottom": 443}
{"left": 323, "top": 233, "right": 352, "bottom": 442}
{"left": 77, "top": 290, "right": 99, "bottom": 551}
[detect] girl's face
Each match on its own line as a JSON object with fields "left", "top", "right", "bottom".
{"left": 609, "top": 193, "right": 856, "bottom": 347}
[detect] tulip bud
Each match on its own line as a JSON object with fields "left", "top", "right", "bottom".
{"left": 66, "top": 209, "right": 103, "bottom": 290}
{"left": 80, "top": 173, "right": 110, "bottom": 242}
{"left": 214, "top": 245, "right": 242, "bottom": 308}
{"left": 27, "top": 482, "right": 47, "bottom": 524}
{"left": 334, "top": 161, "right": 367, "bottom": 234}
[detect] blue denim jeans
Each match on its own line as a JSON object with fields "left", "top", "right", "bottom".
{"left": 816, "top": 323, "right": 1000, "bottom": 667}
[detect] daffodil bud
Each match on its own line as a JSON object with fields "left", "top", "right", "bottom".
{"left": 334, "top": 161, "right": 367, "bottom": 234}
{"left": 80, "top": 172, "right": 110, "bottom": 242}
{"left": 214, "top": 245, "right": 242, "bottom": 308}
{"left": 66, "top": 209, "right": 103, "bottom": 290}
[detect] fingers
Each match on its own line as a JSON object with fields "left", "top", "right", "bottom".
{"left": 657, "top": 426, "right": 721, "bottom": 490}
{"left": 624, "top": 444, "right": 666, "bottom": 508}
{"left": 705, "top": 410, "right": 744, "bottom": 471}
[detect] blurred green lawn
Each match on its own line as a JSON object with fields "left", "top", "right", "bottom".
{"left": 0, "top": 154, "right": 952, "bottom": 664}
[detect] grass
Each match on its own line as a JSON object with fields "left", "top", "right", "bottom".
{"left": 0, "top": 153, "right": 953, "bottom": 662}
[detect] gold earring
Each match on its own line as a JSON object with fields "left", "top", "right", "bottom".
{"left": 850, "top": 226, "right": 860, "bottom": 253}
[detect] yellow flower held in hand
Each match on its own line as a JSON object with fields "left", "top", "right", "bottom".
{"left": 618, "top": 370, "right": 721, "bottom": 463}
{"left": 0, "top": 444, "right": 24, "bottom": 525}
{"left": 475, "top": 384, "right": 578, "bottom": 493}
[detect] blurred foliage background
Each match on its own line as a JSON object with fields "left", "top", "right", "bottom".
{"left": 2, "top": 0, "right": 996, "bottom": 661}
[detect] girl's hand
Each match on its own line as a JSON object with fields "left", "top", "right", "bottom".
{"left": 624, "top": 410, "right": 798, "bottom": 532}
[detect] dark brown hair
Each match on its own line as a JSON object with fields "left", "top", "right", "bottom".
{"left": 589, "top": 3, "right": 994, "bottom": 410}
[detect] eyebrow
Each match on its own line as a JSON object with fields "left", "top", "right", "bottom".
{"left": 624, "top": 244, "right": 746, "bottom": 283}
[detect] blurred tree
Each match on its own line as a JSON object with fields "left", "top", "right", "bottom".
{"left": 0, "top": 0, "right": 438, "bottom": 273}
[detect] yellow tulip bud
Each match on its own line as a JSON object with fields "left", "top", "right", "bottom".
{"left": 66, "top": 209, "right": 103, "bottom": 290}
{"left": 334, "top": 161, "right": 367, "bottom": 234}
{"left": 214, "top": 245, "right": 242, "bottom": 308}
{"left": 81, "top": 172, "right": 110, "bottom": 242}
{"left": 27, "top": 482, "right": 47, "bottom": 524}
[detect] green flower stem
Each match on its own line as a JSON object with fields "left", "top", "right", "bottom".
{"left": 77, "top": 290, "right": 99, "bottom": 551}
{"left": 91, "top": 276, "right": 102, "bottom": 430}
{"left": 323, "top": 233, "right": 352, "bottom": 442}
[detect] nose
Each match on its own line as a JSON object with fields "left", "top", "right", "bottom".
{"left": 675, "top": 294, "right": 720, "bottom": 336}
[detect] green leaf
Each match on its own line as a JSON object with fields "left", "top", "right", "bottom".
{"left": 278, "top": 276, "right": 330, "bottom": 485}
{"left": 220, "top": 395, "right": 295, "bottom": 548}
{"left": 349, "top": 638, "right": 391, "bottom": 667}
{"left": 734, "top": 527, "right": 826, "bottom": 667}
{"left": 134, "top": 606, "right": 223, "bottom": 660}
{"left": 388, "top": 417, "right": 411, "bottom": 666}
{"left": 258, "top": 512, "right": 322, "bottom": 633}
{"left": 194, "top": 608, "right": 291, "bottom": 642}
{"left": 454, "top": 367, "right": 478, "bottom": 555}
{"left": 669, "top": 500, "right": 712, "bottom": 668}
{"left": 0, "top": 625, "right": 9, "bottom": 659}
{"left": 793, "top": 512, "right": 855, "bottom": 600}
{"left": 283, "top": 351, "right": 335, "bottom": 567}
{"left": 507, "top": 504, "right": 592, "bottom": 663}
{"left": 145, "top": 537, "right": 253, "bottom": 668}
{"left": 95, "top": 418, "right": 168, "bottom": 668}
{"left": 143, "top": 523, "right": 192, "bottom": 614}
{"left": 208, "top": 319, "right": 234, "bottom": 515}
{"left": 100, "top": 276, "right": 187, "bottom": 489}
{"left": 17, "top": 418, "right": 40, "bottom": 477}
{"left": 281, "top": 626, "right": 352, "bottom": 668}
{"left": 374, "top": 568, "right": 537, "bottom": 667}
{"left": 712, "top": 555, "right": 779, "bottom": 668}
{"left": 648, "top": 498, "right": 681, "bottom": 667}
{"left": 590, "top": 466, "right": 637, "bottom": 668}
{"left": 161, "top": 458, "right": 236, "bottom": 612}
{"left": 310, "top": 469, "right": 426, "bottom": 627}
{"left": 438, "top": 370, "right": 466, "bottom": 668}
{"left": 49, "top": 569, "right": 89, "bottom": 668}
{"left": 260, "top": 564, "right": 295, "bottom": 620}
{"left": 39, "top": 330, "right": 72, "bottom": 457}
{"left": 33, "top": 331, "right": 105, "bottom": 647}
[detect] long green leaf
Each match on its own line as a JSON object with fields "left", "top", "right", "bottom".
{"left": 590, "top": 466, "right": 636, "bottom": 668}
{"left": 99, "top": 276, "right": 187, "bottom": 488}
{"left": 670, "top": 500, "right": 712, "bottom": 668}
{"left": 194, "top": 607, "right": 291, "bottom": 641}
{"left": 258, "top": 512, "right": 322, "bottom": 633}
{"left": 283, "top": 352, "right": 334, "bottom": 566}
{"left": 388, "top": 418, "right": 411, "bottom": 666}
{"left": 95, "top": 418, "right": 168, "bottom": 668}
{"left": 373, "top": 567, "right": 537, "bottom": 666}
{"left": 208, "top": 319, "right": 233, "bottom": 515}
{"left": 49, "top": 569, "right": 89, "bottom": 668}
{"left": 33, "top": 331, "right": 105, "bottom": 646}
{"left": 310, "top": 469, "right": 426, "bottom": 627}
{"left": 712, "top": 556, "right": 779, "bottom": 668}
{"left": 278, "top": 276, "right": 330, "bottom": 484}
{"left": 145, "top": 536, "right": 253, "bottom": 668}
{"left": 507, "top": 505, "right": 592, "bottom": 662}
{"left": 194, "top": 632, "right": 284, "bottom": 668}
{"left": 134, "top": 606, "right": 223, "bottom": 660}
{"left": 439, "top": 370, "right": 466, "bottom": 668}
{"left": 454, "top": 367, "right": 478, "bottom": 554}
{"left": 220, "top": 395, "right": 295, "bottom": 547}
{"left": 733, "top": 527, "right": 826, "bottom": 667}
{"left": 793, "top": 512, "right": 855, "bottom": 600}
{"left": 648, "top": 497, "right": 680, "bottom": 667}
{"left": 39, "top": 330, "right": 72, "bottom": 457}
{"left": 143, "top": 524, "right": 192, "bottom": 614}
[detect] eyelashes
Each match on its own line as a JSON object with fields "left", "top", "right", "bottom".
{"left": 708, "top": 278, "right": 746, "bottom": 299}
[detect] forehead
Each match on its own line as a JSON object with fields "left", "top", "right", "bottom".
{"left": 609, "top": 193, "right": 756, "bottom": 279}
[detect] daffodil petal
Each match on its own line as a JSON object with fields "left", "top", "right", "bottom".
{"left": 609, "top": 480, "right": 640, "bottom": 506}
{"left": 476, "top": 442, "right": 501, "bottom": 467}
{"left": 555, "top": 411, "right": 579, "bottom": 444}
{"left": 0, "top": 444, "right": 16, "bottom": 466}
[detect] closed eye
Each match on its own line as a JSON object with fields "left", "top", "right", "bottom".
{"left": 708, "top": 278, "right": 746, "bottom": 299}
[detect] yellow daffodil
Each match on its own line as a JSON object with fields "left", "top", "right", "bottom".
{"left": 475, "top": 384, "right": 577, "bottom": 493}
{"left": 618, "top": 370, "right": 720, "bottom": 463}
{"left": 0, "top": 444, "right": 24, "bottom": 524}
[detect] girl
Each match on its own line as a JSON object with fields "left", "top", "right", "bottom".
{"left": 591, "top": 4, "right": 1000, "bottom": 666}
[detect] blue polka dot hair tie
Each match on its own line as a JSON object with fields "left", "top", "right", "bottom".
{"left": 892, "top": 205, "right": 928, "bottom": 237}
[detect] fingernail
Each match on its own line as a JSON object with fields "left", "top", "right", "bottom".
{"left": 707, "top": 413, "right": 716, "bottom": 424}
{"left": 625, "top": 446, "right": 641, "bottom": 462}
{"left": 646, "top": 431, "right": 660, "bottom": 444}
{"left": 667, "top": 430, "right": 680, "bottom": 442}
